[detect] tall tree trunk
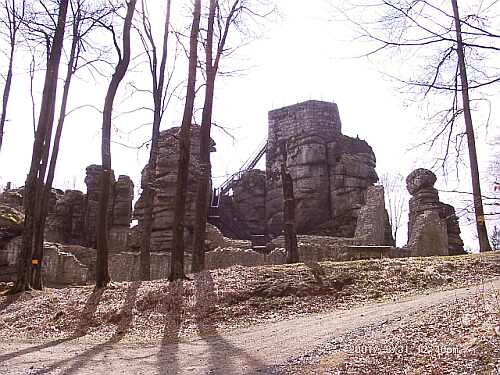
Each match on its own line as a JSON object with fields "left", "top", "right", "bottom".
{"left": 170, "top": 0, "right": 201, "bottom": 281}
{"left": 31, "top": 8, "right": 81, "bottom": 290}
{"left": 140, "top": 0, "right": 172, "bottom": 281}
{"left": 281, "top": 145, "right": 298, "bottom": 264}
{"left": 96, "top": 0, "right": 137, "bottom": 288}
{"left": 192, "top": 0, "right": 216, "bottom": 273}
{"left": 191, "top": 0, "right": 239, "bottom": 272}
{"left": 13, "top": 0, "right": 69, "bottom": 294}
{"left": 451, "top": 0, "right": 492, "bottom": 252}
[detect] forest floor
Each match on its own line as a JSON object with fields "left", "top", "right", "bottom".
{"left": 0, "top": 253, "right": 499, "bottom": 374}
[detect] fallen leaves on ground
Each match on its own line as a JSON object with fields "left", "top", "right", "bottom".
{"left": 0, "top": 253, "right": 499, "bottom": 346}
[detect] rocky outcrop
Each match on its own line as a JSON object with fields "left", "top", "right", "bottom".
{"left": 265, "top": 100, "right": 378, "bottom": 237}
{"left": 0, "top": 165, "right": 134, "bottom": 252}
{"left": 84, "top": 165, "right": 116, "bottom": 248}
{"left": 45, "top": 190, "right": 86, "bottom": 244}
{"left": 113, "top": 175, "right": 134, "bottom": 227}
{"left": 217, "top": 169, "right": 266, "bottom": 239}
{"left": 133, "top": 126, "right": 215, "bottom": 252}
{"left": 354, "top": 186, "right": 394, "bottom": 246}
{"left": 440, "top": 203, "right": 464, "bottom": 255}
{"left": 0, "top": 204, "right": 24, "bottom": 247}
{"left": 406, "top": 168, "right": 464, "bottom": 256}
{"left": 407, "top": 211, "right": 448, "bottom": 257}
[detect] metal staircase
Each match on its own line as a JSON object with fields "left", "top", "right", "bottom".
{"left": 208, "top": 140, "right": 267, "bottom": 223}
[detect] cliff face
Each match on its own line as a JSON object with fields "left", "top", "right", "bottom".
{"left": 265, "top": 100, "right": 378, "bottom": 237}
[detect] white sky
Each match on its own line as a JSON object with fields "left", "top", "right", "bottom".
{"left": 0, "top": 0, "right": 498, "bottom": 248}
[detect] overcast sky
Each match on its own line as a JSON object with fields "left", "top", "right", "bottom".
{"left": 0, "top": 0, "right": 498, "bottom": 248}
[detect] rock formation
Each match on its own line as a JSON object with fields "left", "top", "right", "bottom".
{"left": 406, "top": 168, "right": 464, "bottom": 255}
{"left": 84, "top": 164, "right": 116, "bottom": 247}
{"left": 265, "top": 101, "right": 379, "bottom": 237}
{"left": 217, "top": 169, "right": 267, "bottom": 239}
{"left": 133, "top": 125, "right": 215, "bottom": 252}
{"left": 354, "top": 185, "right": 394, "bottom": 246}
{"left": 216, "top": 100, "right": 380, "bottom": 241}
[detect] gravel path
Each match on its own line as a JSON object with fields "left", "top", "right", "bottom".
{"left": 1, "top": 278, "right": 499, "bottom": 375}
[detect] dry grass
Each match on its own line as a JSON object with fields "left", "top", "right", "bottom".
{"left": 1, "top": 253, "right": 499, "bottom": 344}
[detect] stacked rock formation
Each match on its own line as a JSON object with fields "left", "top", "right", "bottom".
{"left": 406, "top": 168, "right": 464, "bottom": 255}
{"left": 217, "top": 169, "right": 267, "bottom": 239}
{"left": 354, "top": 185, "right": 395, "bottom": 246}
{"left": 265, "top": 100, "right": 379, "bottom": 237}
{"left": 84, "top": 165, "right": 116, "bottom": 248}
{"left": 112, "top": 175, "right": 134, "bottom": 227}
{"left": 134, "top": 125, "right": 215, "bottom": 252}
{"left": 45, "top": 190, "right": 86, "bottom": 244}
{"left": 0, "top": 166, "right": 134, "bottom": 257}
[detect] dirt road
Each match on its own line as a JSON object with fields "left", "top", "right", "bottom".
{"left": 1, "top": 278, "right": 498, "bottom": 375}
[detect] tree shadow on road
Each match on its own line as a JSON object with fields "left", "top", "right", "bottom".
{"left": 157, "top": 280, "right": 184, "bottom": 375}
{"left": 193, "top": 271, "right": 265, "bottom": 374}
{"left": 30, "top": 281, "right": 142, "bottom": 375}
{"left": 0, "top": 286, "right": 105, "bottom": 364}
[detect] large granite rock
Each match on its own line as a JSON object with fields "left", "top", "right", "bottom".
{"left": 0, "top": 204, "right": 24, "bottom": 247}
{"left": 113, "top": 175, "right": 134, "bottom": 227}
{"left": 406, "top": 168, "right": 464, "bottom": 256}
{"left": 407, "top": 210, "right": 448, "bottom": 257}
{"left": 354, "top": 185, "right": 394, "bottom": 245}
{"left": 84, "top": 164, "right": 116, "bottom": 248}
{"left": 265, "top": 100, "right": 378, "bottom": 237}
{"left": 45, "top": 190, "right": 86, "bottom": 244}
{"left": 133, "top": 125, "right": 215, "bottom": 252}
{"left": 217, "top": 169, "right": 267, "bottom": 239}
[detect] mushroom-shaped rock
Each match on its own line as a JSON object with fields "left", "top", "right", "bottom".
{"left": 406, "top": 168, "right": 437, "bottom": 195}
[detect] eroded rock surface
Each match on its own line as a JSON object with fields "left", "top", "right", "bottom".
{"left": 133, "top": 125, "right": 215, "bottom": 252}
{"left": 406, "top": 168, "right": 464, "bottom": 256}
{"left": 265, "top": 100, "right": 378, "bottom": 237}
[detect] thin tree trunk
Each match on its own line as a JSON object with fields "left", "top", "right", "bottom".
{"left": 31, "top": 7, "right": 81, "bottom": 290}
{"left": 192, "top": 0, "right": 216, "bottom": 274}
{"left": 191, "top": 0, "right": 239, "bottom": 272}
{"left": 281, "top": 144, "right": 298, "bottom": 263}
{"left": 451, "top": 0, "right": 492, "bottom": 252}
{"left": 140, "top": 0, "right": 172, "bottom": 281}
{"left": 170, "top": 0, "right": 201, "bottom": 281}
{"left": 13, "top": 0, "right": 69, "bottom": 294}
{"left": 96, "top": 0, "right": 137, "bottom": 288}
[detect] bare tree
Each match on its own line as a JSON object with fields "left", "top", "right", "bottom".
{"left": 138, "top": 0, "right": 173, "bottom": 281}
{"left": 0, "top": 0, "right": 25, "bottom": 152}
{"left": 170, "top": 0, "right": 201, "bottom": 281}
{"left": 13, "top": 0, "right": 69, "bottom": 294}
{"left": 30, "top": 0, "right": 119, "bottom": 289}
{"left": 191, "top": 0, "right": 272, "bottom": 272}
{"left": 96, "top": 0, "right": 137, "bottom": 288}
{"left": 379, "top": 172, "right": 407, "bottom": 244}
{"left": 340, "top": 0, "right": 498, "bottom": 252}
